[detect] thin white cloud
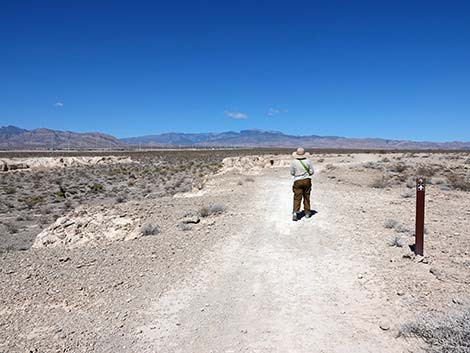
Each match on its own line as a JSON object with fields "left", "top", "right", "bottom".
{"left": 225, "top": 110, "right": 248, "bottom": 119}
{"left": 54, "top": 102, "right": 64, "bottom": 107}
{"left": 268, "top": 107, "right": 288, "bottom": 116}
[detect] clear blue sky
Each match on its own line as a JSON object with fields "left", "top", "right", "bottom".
{"left": 1, "top": 0, "right": 470, "bottom": 141}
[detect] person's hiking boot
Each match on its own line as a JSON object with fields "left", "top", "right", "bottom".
{"left": 292, "top": 212, "right": 298, "bottom": 222}
{"left": 305, "top": 211, "right": 312, "bottom": 218}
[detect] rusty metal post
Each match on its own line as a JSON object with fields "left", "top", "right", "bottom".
{"left": 415, "top": 177, "right": 426, "bottom": 256}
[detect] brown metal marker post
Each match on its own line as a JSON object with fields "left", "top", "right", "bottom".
{"left": 415, "top": 177, "right": 426, "bottom": 256}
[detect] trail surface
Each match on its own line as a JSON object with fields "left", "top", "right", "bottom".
{"left": 138, "top": 168, "right": 412, "bottom": 353}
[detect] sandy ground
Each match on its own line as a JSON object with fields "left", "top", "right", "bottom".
{"left": 136, "top": 168, "right": 413, "bottom": 353}
{"left": 1, "top": 152, "right": 469, "bottom": 352}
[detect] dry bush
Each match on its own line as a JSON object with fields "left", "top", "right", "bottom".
{"left": 401, "top": 189, "right": 414, "bottom": 198}
{"left": 416, "top": 165, "right": 437, "bottom": 177}
{"left": 388, "top": 235, "right": 404, "bottom": 248}
{"left": 447, "top": 173, "right": 470, "bottom": 192}
{"left": 364, "top": 162, "right": 382, "bottom": 170}
{"left": 400, "top": 308, "right": 470, "bottom": 353}
{"left": 384, "top": 219, "right": 409, "bottom": 233}
{"left": 6, "top": 223, "right": 18, "bottom": 234}
{"left": 371, "top": 175, "right": 389, "bottom": 188}
{"left": 199, "top": 203, "right": 225, "bottom": 217}
{"left": 389, "top": 163, "right": 408, "bottom": 174}
{"left": 141, "top": 223, "right": 160, "bottom": 236}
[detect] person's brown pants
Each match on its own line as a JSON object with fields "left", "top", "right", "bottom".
{"left": 293, "top": 178, "right": 311, "bottom": 213}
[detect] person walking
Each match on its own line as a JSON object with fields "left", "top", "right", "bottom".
{"left": 290, "top": 147, "right": 314, "bottom": 221}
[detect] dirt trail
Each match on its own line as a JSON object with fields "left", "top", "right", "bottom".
{"left": 137, "top": 167, "right": 414, "bottom": 353}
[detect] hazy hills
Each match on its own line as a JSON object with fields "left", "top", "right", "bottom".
{"left": 0, "top": 126, "right": 125, "bottom": 149}
{"left": 120, "top": 129, "right": 470, "bottom": 150}
{"left": 1, "top": 126, "right": 470, "bottom": 150}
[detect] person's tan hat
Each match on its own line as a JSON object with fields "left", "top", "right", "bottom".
{"left": 292, "top": 147, "right": 310, "bottom": 159}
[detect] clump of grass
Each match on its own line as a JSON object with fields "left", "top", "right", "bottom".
{"left": 24, "top": 195, "right": 43, "bottom": 208}
{"left": 400, "top": 308, "right": 470, "bottom": 353}
{"left": 141, "top": 223, "right": 160, "bottom": 236}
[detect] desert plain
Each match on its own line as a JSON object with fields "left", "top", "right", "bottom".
{"left": 0, "top": 149, "right": 469, "bottom": 353}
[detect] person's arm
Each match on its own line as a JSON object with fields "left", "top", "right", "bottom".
{"left": 290, "top": 161, "right": 296, "bottom": 176}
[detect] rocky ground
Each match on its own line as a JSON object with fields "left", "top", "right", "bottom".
{"left": 0, "top": 151, "right": 469, "bottom": 352}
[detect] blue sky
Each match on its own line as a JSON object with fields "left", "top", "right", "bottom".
{"left": 1, "top": 0, "right": 470, "bottom": 141}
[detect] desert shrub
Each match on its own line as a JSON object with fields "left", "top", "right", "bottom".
{"left": 237, "top": 180, "right": 243, "bottom": 186}
{"left": 389, "top": 163, "right": 408, "bottom": 173}
{"left": 364, "top": 162, "right": 382, "bottom": 170}
{"left": 447, "top": 173, "right": 470, "bottom": 192}
{"left": 381, "top": 157, "right": 390, "bottom": 163}
{"left": 88, "top": 183, "right": 104, "bottom": 193}
{"left": 245, "top": 177, "right": 255, "bottom": 182}
{"left": 384, "top": 219, "right": 400, "bottom": 229}
{"left": 400, "top": 308, "right": 470, "bottom": 353}
{"left": 416, "top": 165, "right": 436, "bottom": 177}
{"left": 371, "top": 175, "right": 389, "bottom": 188}
{"left": 24, "top": 195, "right": 43, "bottom": 208}
{"left": 141, "top": 223, "right": 160, "bottom": 236}
{"left": 6, "top": 223, "right": 18, "bottom": 234}
{"left": 384, "top": 219, "right": 409, "bottom": 233}
{"left": 199, "top": 204, "right": 225, "bottom": 217}
{"left": 199, "top": 206, "right": 210, "bottom": 217}
{"left": 406, "top": 176, "right": 416, "bottom": 188}
{"left": 465, "top": 158, "right": 470, "bottom": 165}
{"left": 5, "top": 186, "right": 16, "bottom": 195}
{"left": 401, "top": 189, "right": 414, "bottom": 198}
{"left": 115, "top": 195, "right": 126, "bottom": 203}
{"left": 388, "top": 235, "right": 404, "bottom": 248}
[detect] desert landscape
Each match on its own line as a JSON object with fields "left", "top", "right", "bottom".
{"left": 0, "top": 149, "right": 469, "bottom": 352}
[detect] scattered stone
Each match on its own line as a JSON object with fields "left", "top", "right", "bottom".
{"left": 379, "top": 322, "right": 390, "bottom": 331}
{"left": 397, "top": 290, "right": 405, "bottom": 296}
{"left": 430, "top": 267, "right": 446, "bottom": 281}
{"left": 182, "top": 214, "right": 200, "bottom": 224}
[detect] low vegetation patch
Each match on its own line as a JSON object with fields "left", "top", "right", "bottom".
{"left": 400, "top": 308, "right": 470, "bottom": 353}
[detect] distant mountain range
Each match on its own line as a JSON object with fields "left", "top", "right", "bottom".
{"left": 1, "top": 126, "right": 470, "bottom": 150}
{"left": 0, "top": 126, "right": 124, "bottom": 149}
{"left": 120, "top": 129, "right": 470, "bottom": 150}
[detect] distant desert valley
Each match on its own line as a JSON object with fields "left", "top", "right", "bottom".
{"left": 1, "top": 148, "right": 469, "bottom": 352}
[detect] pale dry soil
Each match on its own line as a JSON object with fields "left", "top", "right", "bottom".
{"left": 137, "top": 167, "right": 412, "bottom": 353}
{"left": 1, "top": 153, "right": 469, "bottom": 352}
